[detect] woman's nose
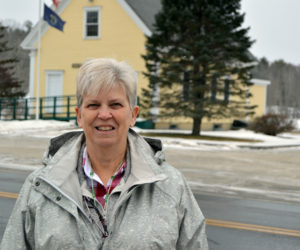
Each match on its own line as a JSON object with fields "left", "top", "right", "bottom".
{"left": 97, "top": 107, "right": 112, "bottom": 119}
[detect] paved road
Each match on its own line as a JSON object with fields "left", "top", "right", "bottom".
{"left": 1, "top": 169, "right": 300, "bottom": 249}
{"left": 1, "top": 133, "right": 300, "bottom": 248}
{"left": 1, "top": 133, "right": 300, "bottom": 203}
{"left": 196, "top": 193, "right": 300, "bottom": 250}
{"left": 165, "top": 147, "right": 300, "bottom": 203}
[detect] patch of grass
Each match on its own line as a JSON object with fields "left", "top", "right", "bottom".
{"left": 290, "top": 131, "right": 300, "bottom": 134}
{"left": 139, "top": 132, "right": 261, "bottom": 143}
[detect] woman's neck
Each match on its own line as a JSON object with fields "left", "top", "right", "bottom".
{"left": 86, "top": 142, "right": 127, "bottom": 186}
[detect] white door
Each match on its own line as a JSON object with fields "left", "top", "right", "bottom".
{"left": 45, "top": 71, "right": 63, "bottom": 113}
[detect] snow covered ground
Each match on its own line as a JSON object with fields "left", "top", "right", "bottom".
{"left": 139, "top": 128, "right": 300, "bottom": 150}
{"left": 0, "top": 120, "right": 76, "bottom": 135}
{"left": 0, "top": 119, "right": 300, "bottom": 150}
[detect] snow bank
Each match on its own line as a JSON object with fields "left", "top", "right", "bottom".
{"left": 0, "top": 120, "right": 76, "bottom": 135}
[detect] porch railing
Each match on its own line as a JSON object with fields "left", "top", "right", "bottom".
{"left": 0, "top": 95, "right": 77, "bottom": 121}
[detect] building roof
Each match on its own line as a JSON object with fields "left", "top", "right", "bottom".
{"left": 251, "top": 78, "right": 271, "bottom": 86}
{"left": 21, "top": 0, "right": 160, "bottom": 50}
{"left": 124, "top": 0, "right": 161, "bottom": 32}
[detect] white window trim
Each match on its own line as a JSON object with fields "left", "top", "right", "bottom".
{"left": 83, "top": 6, "right": 101, "bottom": 40}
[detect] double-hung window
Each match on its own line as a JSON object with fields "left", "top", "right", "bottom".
{"left": 84, "top": 7, "right": 101, "bottom": 39}
{"left": 223, "top": 78, "right": 230, "bottom": 104}
{"left": 210, "top": 74, "right": 218, "bottom": 103}
{"left": 45, "top": 71, "right": 64, "bottom": 113}
{"left": 182, "top": 71, "right": 191, "bottom": 101}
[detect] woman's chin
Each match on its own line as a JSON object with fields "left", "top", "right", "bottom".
{"left": 88, "top": 136, "right": 120, "bottom": 148}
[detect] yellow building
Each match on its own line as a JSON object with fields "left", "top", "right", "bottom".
{"left": 21, "top": 0, "right": 270, "bottom": 130}
{"left": 155, "top": 77, "right": 270, "bottom": 131}
{"left": 21, "top": 0, "right": 152, "bottom": 104}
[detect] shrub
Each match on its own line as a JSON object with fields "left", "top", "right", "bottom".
{"left": 250, "top": 113, "right": 295, "bottom": 136}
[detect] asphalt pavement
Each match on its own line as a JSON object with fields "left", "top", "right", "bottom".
{"left": 0, "top": 130, "right": 300, "bottom": 204}
{"left": 1, "top": 169, "right": 300, "bottom": 250}
{"left": 1, "top": 126, "right": 300, "bottom": 250}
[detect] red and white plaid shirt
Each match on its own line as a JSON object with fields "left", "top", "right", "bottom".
{"left": 83, "top": 147, "right": 126, "bottom": 208}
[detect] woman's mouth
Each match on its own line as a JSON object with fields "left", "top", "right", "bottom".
{"left": 95, "top": 126, "right": 115, "bottom": 131}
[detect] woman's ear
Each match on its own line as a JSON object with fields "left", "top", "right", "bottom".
{"left": 75, "top": 107, "right": 82, "bottom": 128}
{"left": 130, "top": 106, "right": 139, "bottom": 127}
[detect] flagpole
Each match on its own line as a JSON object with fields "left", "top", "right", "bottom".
{"left": 35, "top": 0, "right": 42, "bottom": 120}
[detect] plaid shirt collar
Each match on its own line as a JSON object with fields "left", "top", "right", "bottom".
{"left": 82, "top": 146, "right": 126, "bottom": 207}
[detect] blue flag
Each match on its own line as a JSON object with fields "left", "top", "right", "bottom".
{"left": 43, "top": 4, "right": 65, "bottom": 32}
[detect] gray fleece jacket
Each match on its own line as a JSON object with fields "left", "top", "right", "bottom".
{"left": 0, "top": 130, "right": 208, "bottom": 250}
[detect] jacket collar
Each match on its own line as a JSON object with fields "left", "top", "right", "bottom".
{"left": 125, "top": 130, "right": 166, "bottom": 187}
{"left": 38, "top": 130, "right": 167, "bottom": 205}
{"left": 38, "top": 134, "right": 85, "bottom": 206}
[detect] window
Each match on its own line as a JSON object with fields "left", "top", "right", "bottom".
{"left": 223, "top": 79, "right": 230, "bottom": 104}
{"left": 45, "top": 71, "right": 64, "bottom": 113}
{"left": 84, "top": 7, "right": 101, "bottom": 39}
{"left": 210, "top": 74, "right": 231, "bottom": 104}
{"left": 182, "top": 71, "right": 191, "bottom": 101}
{"left": 210, "top": 74, "right": 218, "bottom": 102}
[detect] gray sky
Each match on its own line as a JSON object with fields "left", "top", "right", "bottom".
{"left": 0, "top": 0, "right": 299, "bottom": 65}
{"left": 241, "top": 0, "right": 300, "bottom": 65}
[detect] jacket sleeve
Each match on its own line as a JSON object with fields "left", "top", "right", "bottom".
{"left": 176, "top": 177, "right": 209, "bottom": 250}
{"left": 0, "top": 176, "right": 35, "bottom": 250}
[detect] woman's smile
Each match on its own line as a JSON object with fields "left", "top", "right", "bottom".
{"left": 95, "top": 125, "right": 115, "bottom": 132}
{"left": 95, "top": 126, "right": 114, "bottom": 131}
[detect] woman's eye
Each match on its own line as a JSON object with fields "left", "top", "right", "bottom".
{"left": 111, "top": 103, "right": 122, "bottom": 107}
{"left": 87, "top": 104, "right": 98, "bottom": 108}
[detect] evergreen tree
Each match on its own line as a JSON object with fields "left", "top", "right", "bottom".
{"left": 0, "top": 25, "right": 24, "bottom": 98}
{"left": 142, "top": 0, "right": 255, "bottom": 135}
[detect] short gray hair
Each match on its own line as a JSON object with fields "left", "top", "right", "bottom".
{"left": 76, "top": 58, "right": 137, "bottom": 109}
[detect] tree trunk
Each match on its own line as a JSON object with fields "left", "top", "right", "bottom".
{"left": 192, "top": 116, "right": 202, "bottom": 135}
{"left": 191, "top": 63, "right": 205, "bottom": 136}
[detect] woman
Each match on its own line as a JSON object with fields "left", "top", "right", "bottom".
{"left": 1, "top": 58, "right": 208, "bottom": 249}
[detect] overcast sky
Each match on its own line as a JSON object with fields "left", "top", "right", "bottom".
{"left": 0, "top": 0, "right": 299, "bottom": 65}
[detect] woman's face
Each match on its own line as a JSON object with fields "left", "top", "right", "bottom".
{"left": 76, "top": 84, "right": 139, "bottom": 149}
